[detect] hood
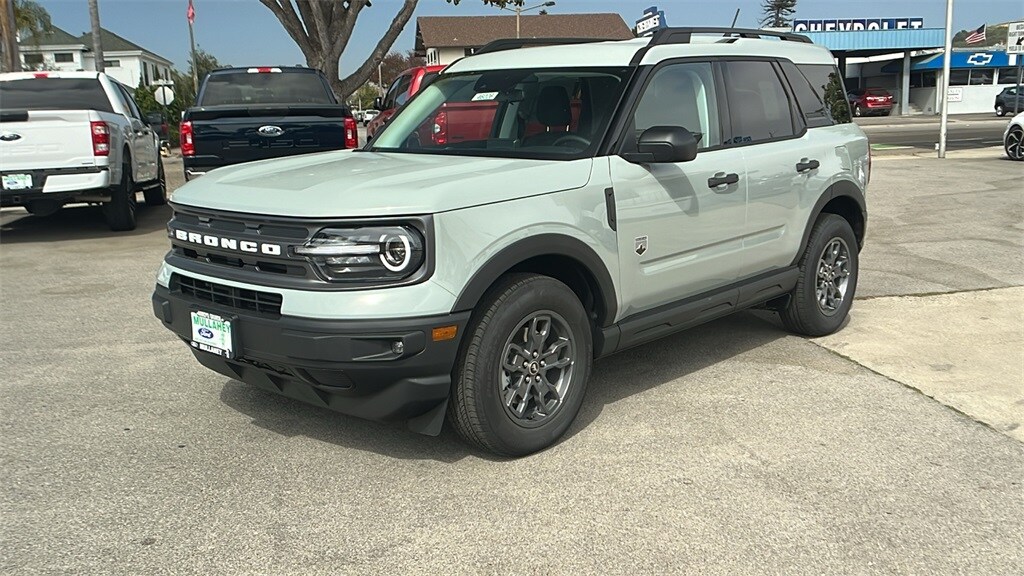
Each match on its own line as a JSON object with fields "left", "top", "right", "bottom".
{"left": 171, "top": 150, "right": 594, "bottom": 218}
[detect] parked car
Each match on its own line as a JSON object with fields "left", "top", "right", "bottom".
{"left": 366, "top": 65, "right": 445, "bottom": 138}
{"left": 361, "top": 109, "right": 379, "bottom": 126}
{"left": 847, "top": 88, "right": 893, "bottom": 117}
{"left": 0, "top": 71, "right": 165, "bottom": 231}
{"left": 1004, "top": 111, "right": 1024, "bottom": 160}
{"left": 153, "top": 28, "right": 868, "bottom": 456}
{"left": 180, "top": 66, "right": 358, "bottom": 180}
{"left": 994, "top": 86, "right": 1024, "bottom": 117}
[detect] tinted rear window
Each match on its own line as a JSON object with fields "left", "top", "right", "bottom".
{"left": 798, "top": 64, "right": 851, "bottom": 124}
{"left": 0, "top": 78, "right": 113, "bottom": 112}
{"left": 200, "top": 72, "right": 335, "bottom": 106}
{"left": 780, "top": 60, "right": 832, "bottom": 128}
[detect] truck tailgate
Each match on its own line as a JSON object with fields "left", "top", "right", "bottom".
{"left": 189, "top": 105, "right": 348, "bottom": 166}
{"left": 0, "top": 110, "right": 99, "bottom": 171}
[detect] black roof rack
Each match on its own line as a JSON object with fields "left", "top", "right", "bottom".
{"left": 647, "top": 27, "right": 812, "bottom": 45}
{"left": 475, "top": 37, "right": 619, "bottom": 55}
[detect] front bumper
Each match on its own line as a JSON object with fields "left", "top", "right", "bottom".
{"left": 152, "top": 284, "right": 470, "bottom": 434}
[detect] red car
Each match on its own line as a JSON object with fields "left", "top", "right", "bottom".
{"left": 366, "top": 65, "right": 445, "bottom": 138}
{"left": 847, "top": 88, "right": 893, "bottom": 117}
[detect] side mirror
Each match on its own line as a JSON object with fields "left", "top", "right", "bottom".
{"left": 622, "top": 126, "right": 699, "bottom": 164}
{"left": 373, "top": 97, "right": 384, "bottom": 110}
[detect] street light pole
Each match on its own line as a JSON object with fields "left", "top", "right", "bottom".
{"left": 501, "top": 1, "right": 555, "bottom": 40}
{"left": 938, "top": 0, "right": 953, "bottom": 159}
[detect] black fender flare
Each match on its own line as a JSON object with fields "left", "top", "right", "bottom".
{"left": 451, "top": 233, "right": 618, "bottom": 327}
{"left": 791, "top": 180, "right": 867, "bottom": 267}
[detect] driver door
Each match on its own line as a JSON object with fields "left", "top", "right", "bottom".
{"left": 609, "top": 61, "right": 748, "bottom": 318}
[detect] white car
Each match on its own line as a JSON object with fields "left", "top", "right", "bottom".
{"left": 1004, "top": 111, "right": 1024, "bottom": 161}
{"left": 361, "top": 109, "right": 379, "bottom": 126}
{"left": 0, "top": 71, "right": 165, "bottom": 230}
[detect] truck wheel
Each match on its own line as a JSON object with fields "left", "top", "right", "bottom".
{"left": 780, "top": 214, "right": 859, "bottom": 337}
{"left": 448, "top": 274, "right": 593, "bottom": 457}
{"left": 104, "top": 158, "right": 137, "bottom": 231}
{"left": 143, "top": 157, "right": 167, "bottom": 206}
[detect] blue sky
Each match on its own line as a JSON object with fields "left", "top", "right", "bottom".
{"left": 38, "top": 0, "right": 1023, "bottom": 76}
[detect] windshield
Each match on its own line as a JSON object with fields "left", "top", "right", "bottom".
{"left": 370, "top": 67, "right": 631, "bottom": 160}
{"left": 200, "top": 72, "right": 335, "bottom": 106}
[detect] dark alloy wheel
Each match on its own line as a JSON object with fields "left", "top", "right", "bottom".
{"left": 103, "top": 157, "right": 137, "bottom": 231}
{"left": 1005, "top": 126, "right": 1024, "bottom": 161}
{"left": 448, "top": 274, "right": 592, "bottom": 457}
{"left": 781, "top": 214, "right": 859, "bottom": 337}
{"left": 143, "top": 157, "right": 167, "bottom": 206}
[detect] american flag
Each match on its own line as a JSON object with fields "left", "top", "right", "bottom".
{"left": 965, "top": 24, "right": 986, "bottom": 45}
{"left": 187, "top": 0, "right": 195, "bottom": 25}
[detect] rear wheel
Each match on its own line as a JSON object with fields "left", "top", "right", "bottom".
{"left": 143, "top": 157, "right": 167, "bottom": 206}
{"left": 781, "top": 214, "right": 859, "bottom": 337}
{"left": 853, "top": 105, "right": 863, "bottom": 117}
{"left": 1006, "top": 126, "right": 1024, "bottom": 161}
{"left": 996, "top": 104, "right": 1006, "bottom": 117}
{"left": 104, "top": 157, "right": 137, "bottom": 231}
{"left": 448, "top": 274, "right": 592, "bottom": 457}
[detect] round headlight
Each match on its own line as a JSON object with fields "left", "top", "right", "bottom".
{"left": 380, "top": 234, "right": 412, "bottom": 272}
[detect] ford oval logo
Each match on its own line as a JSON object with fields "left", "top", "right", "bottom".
{"left": 257, "top": 125, "right": 284, "bottom": 138}
{"left": 0, "top": 132, "right": 22, "bottom": 142}
{"left": 198, "top": 327, "right": 214, "bottom": 339}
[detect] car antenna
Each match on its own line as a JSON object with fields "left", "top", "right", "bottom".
{"left": 730, "top": 8, "right": 740, "bottom": 28}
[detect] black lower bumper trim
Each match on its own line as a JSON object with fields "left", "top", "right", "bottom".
{"left": 153, "top": 284, "right": 469, "bottom": 432}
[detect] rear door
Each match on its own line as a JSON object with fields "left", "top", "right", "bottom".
{"left": 111, "top": 81, "right": 158, "bottom": 182}
{"left": 0, "top": 77, "right": 110, "bottom": 171}
{"left": 609, "top": 61, "right": 748, "bottom": 317}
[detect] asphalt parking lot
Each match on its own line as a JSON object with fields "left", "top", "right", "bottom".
{"left": 2, "top": 151, "right": 1022, "bottom": 574}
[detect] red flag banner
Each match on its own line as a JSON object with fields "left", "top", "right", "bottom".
{"left": 187, "top": 0, "right": 195, "bottom": 25}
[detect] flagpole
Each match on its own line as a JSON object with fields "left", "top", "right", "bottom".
{"left": 188, "top": 1, "right": 198, "bottom": 95}
{"left": 938, "top": 0, "right": 953, "bottom": 159}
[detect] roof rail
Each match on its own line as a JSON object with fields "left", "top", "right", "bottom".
{"left": 647, "top": 27, "right": 812, "bottom": 45}
{"left": 475, "top": 37, "right": 619, "bottom": 55}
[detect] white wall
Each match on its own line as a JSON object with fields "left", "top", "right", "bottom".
{"left": 435, "top": 47, "right": 466, "bottom": 66}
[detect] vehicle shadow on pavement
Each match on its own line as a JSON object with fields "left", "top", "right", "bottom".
{"left": 0, "top": 202, "right": 171, "bottom": 243}
{"left": 216, "top": 310, "right": 790, "bottom": 462}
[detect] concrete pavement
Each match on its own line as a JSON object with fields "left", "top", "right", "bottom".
{"left": 1, "top": 154, "right": 1022, "bottom": 574}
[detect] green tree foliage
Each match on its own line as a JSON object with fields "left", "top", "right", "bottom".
{"left": 14, "top": 0, "right": 53, "bottom": 44}
{"left": 760, "top": 0, "right": 797, "bottom": 29}
{"left": 351, "top": 83, "right": 381, "bottom": 109}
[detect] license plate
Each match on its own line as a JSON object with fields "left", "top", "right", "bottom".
{"left": 1, "top": 174, "right": 33, "bottom": 190}
{"left": 190, "top": 311, "right": 234, "bottom": 359}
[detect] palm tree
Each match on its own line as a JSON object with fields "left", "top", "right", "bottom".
{"left": 1, "top": 0, "right": 53, "bottom": 71}
{"left": 88, "top": 0, "right": 103, "bottom": 72}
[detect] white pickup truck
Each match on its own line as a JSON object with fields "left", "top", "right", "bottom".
{"left": 0, "top": 71, "right": 165, "bottom": 231}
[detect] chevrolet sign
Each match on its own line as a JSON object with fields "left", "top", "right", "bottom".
{"left": 173, "top": 229, "right": 283, "bottom": 255}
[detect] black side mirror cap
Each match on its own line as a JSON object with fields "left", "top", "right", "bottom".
{"left": 621, "top": 126, "right": 700, "bottom": 164}
{"left": 373, "top": 97, "right": 384, "bottom": 110}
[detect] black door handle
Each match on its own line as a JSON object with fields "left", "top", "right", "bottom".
{"left": 796, "top": 158, "right": 820, "bottom": 172}
{"left": 707, "top": 172, "right": 739, "bottom": 189}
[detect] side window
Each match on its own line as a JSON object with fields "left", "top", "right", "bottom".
{"left": 382, "top": 74, "right": 409, "bottom": 110}
{"left": 631, "top": 62, "right": 721, "bottom": 149}
{"left": 798, "top": 64, "right": 852, "bottom": 124}
{"left": 108, "top": 82, "right": 133, "bottom": 117}
{"left": 393, "top": 74, "right": 415, "bottom": 107}
{"left": 780, "top": 60, "right": 832, "bottom": 128}
{"left": 722, "top": 60, "right": 795, "bottom": 144}
{"left": 117, "top": 84, "right": 142, "bottom": 119}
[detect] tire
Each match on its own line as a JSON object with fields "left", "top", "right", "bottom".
{"left": 104, "top": 157, "right": 137, "bottom": 231}
{"left": 448, "top": 274, "right": 593, "bottom": 457}
{"left": 995, "top": 105, "right": 1005, "bottom": 117}
{"left": 853, "top": 105, "right": 863, "bottom": 117}
{"left": 1006, "top": 126, "right": 1024, "bottom": 161}
{"left": 780, "top": 214, "right": 859, "bottom": 337}
{"left": 143, "top": 157, "right": 167, "bottom": 206}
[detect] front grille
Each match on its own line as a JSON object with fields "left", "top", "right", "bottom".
{"left": 171, "top": 274, "right": 282, "bottom": 316}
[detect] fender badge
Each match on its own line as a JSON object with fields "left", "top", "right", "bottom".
{"left": 635, "top": 236, "right": 648, "bottom": 256}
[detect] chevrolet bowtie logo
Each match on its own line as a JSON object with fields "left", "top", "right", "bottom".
{"left": 966, "top": 53, "right": 993, "bottom": 66}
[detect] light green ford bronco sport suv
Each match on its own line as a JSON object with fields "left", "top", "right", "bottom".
{"left": 153, "top": 28, "right": 869, "bottom": 456}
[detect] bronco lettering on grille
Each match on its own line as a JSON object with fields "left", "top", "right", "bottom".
{"left": 174, "top": 229, "right": 282, "bottom": 255}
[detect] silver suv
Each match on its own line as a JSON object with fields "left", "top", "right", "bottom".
{"left": 153, "top": 28, "right": 869, "bottom": 456}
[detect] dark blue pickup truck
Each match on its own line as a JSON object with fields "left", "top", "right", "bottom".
{"left": 179, "top": 67, "right": 358, "bottom": 180}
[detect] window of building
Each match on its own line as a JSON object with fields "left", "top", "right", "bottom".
{"left": 969, "top": 70, "right": 993, "bottom": 85}
{"left": 997, "top": 67, "right": 1023, "bottom": 85}
{"left": 910, "top": 72, "right": 937, "bottom": 88}
{"left": 54, "top": 52, "right": 74, "bottom": 63}
{"left": 103, "top": 60, "right": 120, "bottom": 68}
{"left": 463, "top": 48, "right": 476, "bottom": 56}
{"left": 23, "top": 53, "right": 44, "bottom": 67}
{"left": 723, "top": 60, "right": 795, "bottom": 144}
{"left": 948, "top": 69, "right": 970, "bottom": 86}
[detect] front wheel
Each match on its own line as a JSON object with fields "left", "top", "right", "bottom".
{"left": 143, "top": 157, "right": 167, "bottom": 206}
{"left": 853, "top": 105, "right": 863, "bottom": 117}
{"left": 1006, "top": 126, "right": 1024, "bottom": 161}
{"left": 996, "top": 105, "right": 1006, "bottom": 117}
{"left": 448, "top": 274, "right": 593, "bottom": 457}
{"left": 780, "top": 214, "right": 859, "bottom": 337}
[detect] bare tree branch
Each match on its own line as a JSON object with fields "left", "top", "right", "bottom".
{"left": 337, "top": 0, "right": 418, "bottom": 97}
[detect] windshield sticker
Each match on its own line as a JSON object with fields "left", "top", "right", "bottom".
{"left": 472, "top": 91, "right": 499, "bottom": 101}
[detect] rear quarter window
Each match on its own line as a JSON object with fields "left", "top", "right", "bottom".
{"left": 0, "top": 78, "right": 114, "bottom": 112}
{"left": 779, "top": 60, "right": 833, "bottom": 128}
{"left": 798, "top": 64, "right": 852, "bottom": 124}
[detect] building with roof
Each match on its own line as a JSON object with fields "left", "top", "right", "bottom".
{"left": 415, "top": 13, "right": 634, "bottom": 66}
{"left": 17, "top": 25, "right": 173, "bottom": 88}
